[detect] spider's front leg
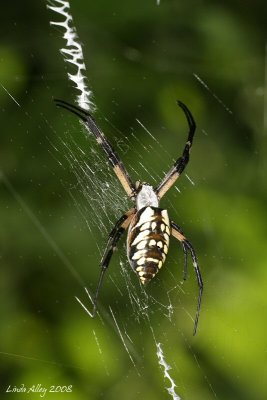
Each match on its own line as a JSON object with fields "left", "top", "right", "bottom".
{"left": 156, "top": 101, "right": 196, "bottom": 199}
{"left": 171, "top": 221, "right": 203, "bottom": 335}
{"left": 90, "top": 208, "right": 135, "bottom": 317}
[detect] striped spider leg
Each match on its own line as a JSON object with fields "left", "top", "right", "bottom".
{"left": 54, "top": 99, "right": 136, "bottom": 198}
{"left": 155, "top": 100, "right": 196, "bottom": 199}
{"left": 55, "top": 99, "right": 203, "bottom": 334}
{"left": 154, "top": 101, "right": 203, "bottom": 335}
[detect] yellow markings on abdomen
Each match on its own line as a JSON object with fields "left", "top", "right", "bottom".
{"left": 127, "top": 206, "right": 171, "bottom": 283}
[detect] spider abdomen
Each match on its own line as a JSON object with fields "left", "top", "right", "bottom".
{"left": 127, "top": 206, "right": 170, "bottom": 284}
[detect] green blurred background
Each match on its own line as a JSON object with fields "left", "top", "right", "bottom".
{"left": 1, "top": 0, "right": 267, "bottom": 399}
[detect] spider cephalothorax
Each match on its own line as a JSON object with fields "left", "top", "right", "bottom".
{"left": 55, "top": 99, "right": 203, "bottom": 335}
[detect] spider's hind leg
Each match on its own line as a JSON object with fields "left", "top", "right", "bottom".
{"left": 89, "top": 209, "right": 135, "bottom": 317}
{"left": 181, "top": 241, "right": 188, "bottom": 280}
{"left": 171, "top": 221, "right": 203, "bottom": 335}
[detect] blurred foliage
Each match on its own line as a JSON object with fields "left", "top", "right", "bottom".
{"left": 1, "top": 0, "right": 267, "bottom": 399}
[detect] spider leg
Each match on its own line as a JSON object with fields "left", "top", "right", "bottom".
{"left": 90, "top": 208, "right": 135, "bottom": 317}
{"left": 181, "top": 241, "right": 188, "bottom": 280}
{"left": 156, "top": 101, "right": 196, "bottom": 199}
{"left": 171, "top": 221, "right": 203, "bottom": 336}
{"left": 54, "top": 99, "right": 136, "bottom": 198}
{"left": 169, "top": 221, "right": 189, "bottom": 280}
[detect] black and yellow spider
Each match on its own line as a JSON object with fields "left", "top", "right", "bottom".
{"left": 55, "top": 99, "right": 203, "bottom": 335}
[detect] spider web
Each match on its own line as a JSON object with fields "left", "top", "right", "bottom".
{"left": 51, "top": 3, "right": 213, "bottom": 398}
{"left": 1, "top": 1, "right": 266, "bottom": 400}
{"left": 0, "top": 3, "right": 222, "bottom": 400}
